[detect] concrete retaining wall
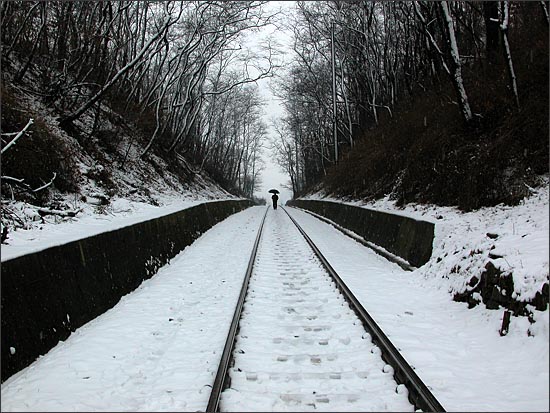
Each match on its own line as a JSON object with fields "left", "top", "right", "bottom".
{"left": 287, "top": 199, "right": 434, "bottom": 268}
{"left": 1, "top": 200, "right": 252, "bottom": 382}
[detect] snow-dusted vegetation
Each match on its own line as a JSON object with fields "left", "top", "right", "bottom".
{"left": 1, "top": 1, "right": 548, "bottom": 411}
{"left": 272, "top": 2, "right": 548, "bottom": 211}
{"left": 2, "top": 2, "right": 277, "bottom": 244}
{"left": 272, "top": 1, "right": 549, "bottom": 323}
{"left": 1, "top": 66, "right": 238, "bottom": 252}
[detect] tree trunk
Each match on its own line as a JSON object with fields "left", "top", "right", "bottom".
{"left": 14, "top": 2, "right": 46, "bottom": 84}
{"left": 540, "top": 1, "right": 550, "bottom": 26}
{"left": 56, "top": 3, "right": 72, "bottom": 71}
{"left": 440, "top": 1, "right": 473, "bottom": 123}
{"left": 483, "top": 2, "right": 500, "bottom": 64}
{"left": 500, "top": 0, "right": 520, "bottom": 109}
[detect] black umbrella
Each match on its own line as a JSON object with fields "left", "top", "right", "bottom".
{"left": 268, "top": 189, "right": 280, "bottom": 194}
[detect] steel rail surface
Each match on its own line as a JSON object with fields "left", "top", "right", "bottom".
{"left": 206, "top": 207, "right": 269, "bottom": 412}
{"left": 282, "top": 206, "right": 446, "bottom": 412}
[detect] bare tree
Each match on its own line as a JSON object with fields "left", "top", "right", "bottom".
{"left": 2, "top": 0, "right": 278, "bottom": 199}
{"left": 59, "top": 2, "right": 182, "bottom": 126}
{"left": 439, "top": 1, "right": 473, "bottom": 123}
{"left": 499, "top": 0, "right": 520, "bottom": 109}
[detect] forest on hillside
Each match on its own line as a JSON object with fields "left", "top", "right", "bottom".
{"left": 272, "top": 1, "right": 549, "bottom": 210}
{"left": 1, "top": 1, "right": 278, "bottom": 208}
{"left": 1, "top": 1, "right": 549, "bottom": 220}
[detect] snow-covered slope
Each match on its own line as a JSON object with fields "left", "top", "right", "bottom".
{"left": 1, "top": 62, "right": 240, "bottom": 260}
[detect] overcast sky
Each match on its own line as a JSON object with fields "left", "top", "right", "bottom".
{"left": 252, "top": 1, "right": 295, "bottom": 205}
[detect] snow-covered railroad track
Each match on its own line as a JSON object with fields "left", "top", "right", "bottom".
{"left": 207, "top": 207, "right": 444, "bottom": 412}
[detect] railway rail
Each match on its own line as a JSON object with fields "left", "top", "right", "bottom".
{"left": 206, "top": 206, "right": 445, "bottom": 412}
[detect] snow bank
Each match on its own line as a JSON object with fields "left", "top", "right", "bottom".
{"left": 1, "top": 194, "right": 242, "bottom": 262}
{"left": 302, "top": 176, "right": 549, "bottom": 310}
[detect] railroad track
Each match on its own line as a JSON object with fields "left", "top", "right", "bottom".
{"left": 206, "top": 206, "right": 445, "bottom": 412}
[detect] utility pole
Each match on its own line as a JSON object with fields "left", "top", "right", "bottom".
{"left": 331, "top": 20, "right": 338, "bottom": 163}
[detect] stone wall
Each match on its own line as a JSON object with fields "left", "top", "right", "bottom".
{"left": 454, "top": 261, "right": 549, "bottom": 316}
{"left": 1, "top": 200, "right": 253, "bottom": 382}
{"left": 287, "top": 199, "right": 434, "bottom": 268}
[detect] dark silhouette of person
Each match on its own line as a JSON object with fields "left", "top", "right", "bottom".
{"left": 272, "top": 193, "right": 279, "bottom": 210}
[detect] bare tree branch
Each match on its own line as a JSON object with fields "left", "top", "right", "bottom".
{"left": 1, "top": 118, "right": 34, "bottom": 155}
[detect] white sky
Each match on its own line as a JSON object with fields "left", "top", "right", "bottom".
{"left": 252, "top": 1, "right": 295, "bottom": 205}
{"left": 255, "top": 86, "right": 293, "bottom": 205}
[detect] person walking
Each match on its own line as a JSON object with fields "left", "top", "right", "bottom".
{"left": 271, "top": 193, "right": 279, "bottom": 210}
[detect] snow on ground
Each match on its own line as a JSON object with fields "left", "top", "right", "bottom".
{"left": 221, "top": 208, "right": 413, "bottom": 412}
{"left": 2, "top": 205, "right": 548, "bottom": 412}
{"left": 301, "top": 176, "right": 549, "bottom": 305}
{"left": 1, "top": 193, "right": 241, "bottom": 262}
{"left": 285, "top": 207, "right": 549, "bottom": 412}
{"left": 1, "top": 206, "right": 265, "bottom": 412}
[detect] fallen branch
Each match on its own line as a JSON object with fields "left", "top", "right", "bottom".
{"left": 1, "top": 118, "right": 34, "bottom": 154}
{"left": 36, "top": 207, "right": 82, "bottom": 218}
{"left": 1, "top": 172, "right": 57, "bottom": 193}
{"left": 32, "top": 172, "right": 57, "bottom": 192}
{"left": 1, "top": 175, "right": 33, "bottom": 192}
{"left": 1, "top": 206, "right": 26, "bottom": 226}
{"left": 1, "top": 176, "right": 26, "bottom": 184}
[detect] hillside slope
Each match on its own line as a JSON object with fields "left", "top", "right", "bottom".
{"left": 1, "top": 59, "right": 238, "bottom": 248}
